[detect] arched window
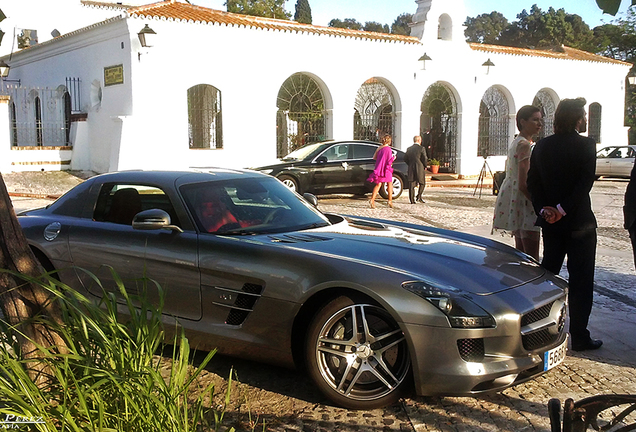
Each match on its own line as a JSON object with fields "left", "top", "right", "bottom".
{"left": 35, "top": 96, "right": 43, "bottom": 146}
{"left": 589, "top": 102, "right": 602, "bottom": 143}
{"left": 353, "top": 78, "right": 394, "bottom": 143}
{"left": 421, "top": 83, "right": 458, "bottom": 172}
{"left": 478, "top": 86, "right": 509, "bottom": 156}
{"left": 438, "top": 14, "right": 452, "bottom": 40}
{"left": 533, "top": 89, "right": 558, "bottom": 140}
{"left": 187, "top": 84, "right": 223, "bottom": 149}
{"left": 276, "top": 73, "right": 327, "bottom": 157}
{"left": 9, "top": 102, "right": 18, "bottom": 147}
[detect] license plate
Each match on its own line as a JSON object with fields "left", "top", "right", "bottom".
{"left": 543, "top": 337, "right": 568, "bottom": 371}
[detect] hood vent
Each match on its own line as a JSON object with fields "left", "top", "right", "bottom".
{"left": 268, "top": 234, "right": 331, "bottom": 244}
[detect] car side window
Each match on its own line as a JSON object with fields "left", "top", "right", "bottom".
{"left": 596, "top": 147, "right": 615, "bottom": 159}
{"left": 628, "top": 147, "right": 636, "bottom": 158}
{"left": 608, "top": 147, "right": 623, "bottom": 158}
{"left": 94, "top": 183, "right": 179, "bottom": 226}
{"left": 320, "top": 144, "right": 349, "bottom": 161}
{"left": 351, "top": 144, "right": 377, "bottom": 160}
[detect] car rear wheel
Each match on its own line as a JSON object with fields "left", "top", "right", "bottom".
{"left": 379, "top": 175, "right": 404, "bottom": 200}
{"left": 305, "top": 296, "right": 411, "bottom": 410}
{"left": 278, "top": 175, "right": 299, "bottom": 193}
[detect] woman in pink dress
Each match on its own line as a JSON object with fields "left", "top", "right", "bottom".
{"left": 368, "top": 134, "right": 396, "bottom": 208}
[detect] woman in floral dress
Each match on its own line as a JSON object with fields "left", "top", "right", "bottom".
{"left": 492, "top": 105, "right": 543, "bottom": 260}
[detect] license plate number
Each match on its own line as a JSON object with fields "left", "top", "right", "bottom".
{"left": 544, "top": 337, "right": 567, "bottom": 371}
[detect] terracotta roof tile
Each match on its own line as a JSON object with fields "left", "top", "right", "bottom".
{"left": 81, "top": 1, "right": 132, "bottom": 11}
{"left": 469, "top": 42, "right": 630, "bottom": 66}
{"left": 125, "top": 0, "right": 421, "bottom": 44}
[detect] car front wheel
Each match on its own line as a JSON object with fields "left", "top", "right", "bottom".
{"left": 305, "top": 296, "right": 411, "bottom": 410}
{"left": 379, "top": 175, "right": 404, "bottom": 199}
{"left": 278, "top": 175, "right": 299, "bottom": 193}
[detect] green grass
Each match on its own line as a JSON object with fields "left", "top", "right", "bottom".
{"left": 0, "top": 267, "right": 234, "bottom": 432}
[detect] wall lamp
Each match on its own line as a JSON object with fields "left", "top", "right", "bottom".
{"left": 482, "top": 58, "right": 495, "bottom": 75}
{"left": 419, "top": 53, "right": 432, "bottom": 70}
{"left": 137, "top": 24, "right": 156, "bottom": 48}
{"left": 628, "top": 76, "right": 636, "bottom": 85}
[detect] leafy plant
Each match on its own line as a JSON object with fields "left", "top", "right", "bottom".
{"left": 429, "top": 158, "right": 440, "bottom": 165}
{"left": 0, "top": 268, "right": 233, "bottom": 432}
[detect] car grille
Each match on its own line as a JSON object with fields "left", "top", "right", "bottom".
{"left": 457, "top": 338, "right": 485, "bottom": 362}
{"left": 521, "top": 302, "right": 552, "bottom": 327}
{"left": 520, "top": 300, "right": 567, "bottom": 351}
{"left": 224, "top": 283, "right": 264, "bottom": 326}
{"left": 523, "top": 329, "right": 557, "bottom": 351}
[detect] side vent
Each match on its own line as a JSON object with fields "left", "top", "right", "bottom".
{"left": 224, "top": 283, "right": 263, "bottom": 326}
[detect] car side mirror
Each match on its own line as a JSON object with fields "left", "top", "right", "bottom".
{"left": 303, "top": 193, "right": 318, "bottom": 208}
{"left": 132, "top": 209, "right": 183, "bottom": 233}
{"left": 316, "top": 156, "right": 328, "bottom": 164}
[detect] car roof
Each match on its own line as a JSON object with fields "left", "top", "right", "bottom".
{"left": 315, "top": 140, "right": 407, "bottom": 153}
{"left": 86, "top": 168, "right": 267, "bottom": 186}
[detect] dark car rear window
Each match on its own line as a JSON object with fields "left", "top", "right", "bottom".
{"left": 351, "top": 144, "right": 378, "bottom": 159}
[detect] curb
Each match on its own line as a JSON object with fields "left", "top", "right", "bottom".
{"left": 8, "top": 192, "right": 62, "bottom": 200}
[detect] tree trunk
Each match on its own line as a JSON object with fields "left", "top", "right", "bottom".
{"left": 0, "top": 172, "right": 66, "bottom": 385}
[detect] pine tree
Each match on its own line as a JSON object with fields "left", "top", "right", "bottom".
{"left": 294, "top": 0, "right": 312, "bottom": 24}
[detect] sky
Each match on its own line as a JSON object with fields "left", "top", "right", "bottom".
{"left": 193, "top": 0, "right": 632, "bottom": 28}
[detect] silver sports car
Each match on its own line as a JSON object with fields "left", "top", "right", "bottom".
{"left": 18, "top": 170, "right": 568, "bottom": 410}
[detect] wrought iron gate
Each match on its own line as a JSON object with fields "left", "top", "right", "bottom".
{"left": 478, "top": 86, "right": 509, "bottom": 157}
{"left": 353, "top": 78, "right": 394, "bottom": 142}
{"left": 533, "top": 90, "right": 557, "bottom": 140}
{"left": 276, "top": 73, "right": 327, "bottom": 157}
{"left": 421, "top": 83, "right": 458, "bottom": 172}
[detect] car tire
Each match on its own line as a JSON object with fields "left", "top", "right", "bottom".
{"left": 305, "top": 295, "right": 411, "bottom": 410}
{"left": 278, "top": 175, "right": 299, "bottom": 193}
{"left": 379, "top": 175, "right": 404, "bottom": 200}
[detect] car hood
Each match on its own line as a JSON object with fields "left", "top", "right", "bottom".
{"left": 261, "top": 217, "right": 546, "bottom": 296}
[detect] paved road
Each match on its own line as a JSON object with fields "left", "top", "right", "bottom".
{"left": 10, "top": 179, "right": 636, "bottom": 431}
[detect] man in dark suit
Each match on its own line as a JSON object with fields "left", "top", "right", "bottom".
{"left": 404, "top": 135, "right": 428, "bottom": 204}
{"left": 624, "top": 164, "right": 636, "bottom": 269}
{"left": 527, "top": 97, "right": 601, "bottom": 352}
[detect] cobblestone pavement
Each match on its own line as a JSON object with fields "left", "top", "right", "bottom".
{"left": 9, "top": 177, "right": 636, "bottom": 432}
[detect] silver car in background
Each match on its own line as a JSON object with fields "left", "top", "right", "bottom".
{"left": 596, "top": 145, "right": 636, "bottom": 179}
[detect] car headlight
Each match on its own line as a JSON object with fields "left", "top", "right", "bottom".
{"left": 259, "top": 169, "right": 274, "bottom": 175}
{"left": 402, "top": 281, "right": 496, "bottom": 328}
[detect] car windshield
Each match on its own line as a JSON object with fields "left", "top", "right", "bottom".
{"left": 181, "top": 176, "right": 330, "bottom": 235}
{"left": 281, "top": 142, "right": 325, "bottom": 161}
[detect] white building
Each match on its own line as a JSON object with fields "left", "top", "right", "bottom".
{"left": 0, "top": 0, "right": 631, "bottom": 176}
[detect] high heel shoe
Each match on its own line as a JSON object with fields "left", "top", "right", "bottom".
{"left": 369, "top": 200, "right": 376, "bottom": 209}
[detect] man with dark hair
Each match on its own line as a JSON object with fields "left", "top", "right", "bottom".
{"left": 527, "top": 97, "right": 601, "bottom": 351}
{"left": 404, "top": 135, "right": 428, "bottom": 204}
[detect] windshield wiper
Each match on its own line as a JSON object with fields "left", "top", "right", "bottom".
{"left": 218, "top": 229, "right": 254, "bottom": 236}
